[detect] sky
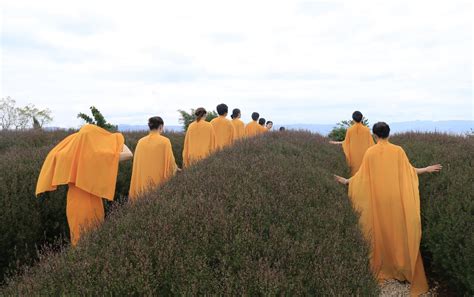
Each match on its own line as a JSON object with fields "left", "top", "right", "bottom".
{"left": 1, "top": 0, "right": 472, "bottom": 128}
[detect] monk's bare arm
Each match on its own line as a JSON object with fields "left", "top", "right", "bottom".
{"left": 334, "top": 175, "right": 350, "bottom": 185}
{"left": 415, "top": 164, "right": 442, "bottom": 174}
{"left": 329, "top": 141, "right": 343, "bottom": 145}
{"left": 119, "top": 144, "right": 133, "bottom": 161}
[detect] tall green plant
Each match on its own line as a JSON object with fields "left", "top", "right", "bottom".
{"left": 178, "top": 109, "right": 218, "bottom": 131}
{"left": 77, "top": 106, "right": 117, "bottom": 131}
{"left": 328, "top": 118, "right": 370, "bottom": 141}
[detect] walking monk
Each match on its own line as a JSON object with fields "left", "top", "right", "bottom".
{"left": 335, "top": 122, "right": 442, "bottom": 296}
{"left": 330, "top": 111, "right": 374, "bottom": 176}
{"left": 183, "top": 107, "right": 216, "bottom": 168}
{"left": 245, "top": 112, "right": 261, "bottom": 137}
{"left": 231, "top": 108, "right": 245, "bottom": 140}
{"left": 129, "top": 116, "right": 179, "bottom": 201}
{"left": 258, "top": 118, "right": 268, "bottom": 134}
{"left": 36, "top": 124, "right": 133, "bottom": 246}
{"left": 210, "top": 103, "right": 235, "bottom": 150}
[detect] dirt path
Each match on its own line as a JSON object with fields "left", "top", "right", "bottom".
{"left": 379, "top": 280, "right": 438, "bottom": 297}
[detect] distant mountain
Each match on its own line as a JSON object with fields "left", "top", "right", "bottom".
{"left": 116, "top": 121, "right": 473, "bottom": 135}
{"left": 276, "top": 120, "right": 473, "bottom": 135}
{"left": 118, "top": 124, "right": 183, "bottom": 132}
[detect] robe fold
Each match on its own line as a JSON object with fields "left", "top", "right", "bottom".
{"left": 342, "top": 123, "right": 375, "bottom": 176}
{"left": 348, "top": 139, "right": 428, "bottom": 296}
{"left": 182, "top": 120, "right": 216, "bottom": 168}
{"left": 231, "top": 118, "right": 245, "bottom": 141}
{"left": 36, "top": 124, "right": 124, "bottom": 246}
{"left": 210, "top": 115, "right": 235, "bottom": 150}
{"left": 129, "top": 133, "right": 177, "bottom": 201}
{"left": 244, "top": 121, "right": 261, "bottom": 137}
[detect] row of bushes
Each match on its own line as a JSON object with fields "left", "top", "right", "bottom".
{"left": 1, "top": 131, "right": 380, "bottom": 295}
{"left": 0, "top": 130, "right": 184, "bottom": 284}
{"left": 391, "top": 133, "right": 474, "bottom": 295}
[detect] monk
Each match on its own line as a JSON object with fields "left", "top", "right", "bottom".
{"left": 334, "top": 122, "right": 442, "bottom": 296}
{"left": 258, "top": 118, "right": 268, "bottom": 134}
{"left": 36, "top": 124, "right": 133, "bottom": 246}
{"left": 245, "top": 112, "right": 262, "bottom": 137}
{"left": 182, "top": 107, "right": 216, "bottom": 167}
{"left": 231, "top": 108, "right": 245, "bottom": 140}
{"left": 330, "top": 111, "right": 375, "bottom": 176}
{"left": 210, "top": 103, "right": 235, "bottom": 150}
{"left": 266, "top": 121, "right": 273, "bottom": 131}
{"left": 129, "top": 116, "right": 179, "bottom": 201}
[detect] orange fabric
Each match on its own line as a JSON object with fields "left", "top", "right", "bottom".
{"left": 66, "top": 184, "right": 104, "bottom": 246}
{"left": 231, "top": 118, "right": 245, "bottom": 140}
{"left": 342, "top": 123, "right": 375, "bottom": 176}
{"left": 182, "top": 120, "right": 216, "bottom": 168}
{"left": 348, "top": 139, "right": 428, "bottom": 296}
{"left": 259, "top": 125, "right": 268, "bottom": 134}
{"left": 244, "top": 121, "right": 261, "bottom": 137}
{"left": 210, "top": 115, "right": 235, "bottom": 150}
{"left": 36, "top": 124, "right": 124, "bottom": 200}
{"left": 129, "top": 133, "right": 177, "bottom": 200}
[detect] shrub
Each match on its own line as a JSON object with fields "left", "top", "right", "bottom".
{"left": 1, "top": 132, "right": 379, "bottom": 296}
{"left": 391, "top": 133, "right": 473, "bottom": 296}
{"left": 0, "top": 130, "right": 184, "bottom": 283}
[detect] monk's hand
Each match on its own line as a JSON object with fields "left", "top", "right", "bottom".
{"left": 177, "top": 168, "right": 182, "bottom": 173}
{"left": 426, "top": 164, "right": 442, "bottom": 173}
{"left": 329, "top": 141, "right": 341, "bottom": 145}
{"left": 334, "top": 175, "right": 349, "bottom": 185}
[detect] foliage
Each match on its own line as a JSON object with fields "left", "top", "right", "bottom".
{"left": 1, "top": 131, "right": 379, "bottom": 296}
{"left": 0, "top": 129, "right": 183, "bottom": 284}
{"left": 77, "top": 106, "right": 117, "bottom": 131}
{"left": 0, "top": 97, "right": 53, "bottom": 130}
{"left": 178, "top": 109, "right": 218, "bottom": 131}
{"left": 328, "top": 118, "right": 370, "bottom": 141}
{"left": 391, "top": 133, "right": 474, "bottom": 295}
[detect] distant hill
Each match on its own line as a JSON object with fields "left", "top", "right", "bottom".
{"left": 276, "top": 120, "right": 473, "bottom": 135}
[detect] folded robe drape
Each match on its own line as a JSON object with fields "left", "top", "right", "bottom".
{"left": 129, "top": 133, "right": 177, "bottom": 200}
{"left": 342, "top": 123, "right": 375, "bottom": 176}
{"left": 348, "top": 139, "right": 428, "bottom": 296}
{"left": 36, "top": 124, "right": 124, "bottom": 245}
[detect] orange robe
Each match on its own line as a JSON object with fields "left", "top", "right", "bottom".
{"left": 231, "top": 118, "right": 245, "bottom": 140}
{"left": 259, "top": 125, "right": 268, "bottom": 134}
{"left": 182, "top": 120, "right": 216, "bottom": 168}
{"left": 210, "top": 115, "right": 235, "bottom": 150}
{"left": 342, "top": 123, "right": 375, "bottom": 176}
{"left": 244, "top": 121, "right": 261, "bottom": 137}
{"left": 129, "top": 132, "right": 178, "bottom": 201}
{"left": 36, "top": 124, "right": 124, "bottom": 246}
{"left": 348, "top": 139, "right": 428, "bottom": 296}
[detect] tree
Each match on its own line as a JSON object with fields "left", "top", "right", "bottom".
{"left": 0, "top": 97, "right": 53, "bottom": 130}
{"left": 78, "top": 106, "right": 117, "bottom": 131}
{"left": 178, "top": 109, "right": 218, "bottom": 131}
{"left": 328, "top": 118, "right": 370, "bottom": 141}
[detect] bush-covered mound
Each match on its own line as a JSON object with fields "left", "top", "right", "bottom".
{"left": 0, "top": 129, "right": 184, "bottom": 284}
{"left": 2, "top": 132, "right": 379, "bottom": 296}
{"left": 391, "top": 133, "right": 474, "bottom": 296}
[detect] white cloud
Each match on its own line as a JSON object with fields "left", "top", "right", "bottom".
{"left": 1, "top": 0, "right": 472, "bottom": 127}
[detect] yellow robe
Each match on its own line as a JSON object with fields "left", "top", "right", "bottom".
{"left": 231, "top": 118, "right": 245, "bottom": 140}
{"left": 36, "top": 124, "right": 124, "bottom": 246}
{"left": 244, "top": 121, "right": 261, "bottom": 137}
{"left": 210, "top": 115, "right": 235, "bottom": 150}
{"left": 259, "top": 125, "right": 268, "bottom": 134}
{"left": 342, "top": 123, "right": 375, "bottom": 176}
{"left": 183, "top": 120, "right": 216, "bottom": 168}
{"left": 348, "top": 139, "right": 428, "bottom": 296}
{"left": 129, "top": 132, "right": 178, "bottom": 201}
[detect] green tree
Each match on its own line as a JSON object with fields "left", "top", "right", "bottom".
{"left": 328, "top": 118, "right": 370, "bottom": 141}
{"left": 178, "top": 109, "right": 218, "bottom": 131}
{"left": 77, "top": 106, "right": 117, "bottom": 131}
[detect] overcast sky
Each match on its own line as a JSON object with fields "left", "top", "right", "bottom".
{"left": 1, "top": 0, "right": 472, "bottom": 128}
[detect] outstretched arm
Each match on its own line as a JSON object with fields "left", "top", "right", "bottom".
{"left": 415, "top": 164, "right": 442, "bottom": 175}
{"left": 329, "top": 141, "right": 343, "bottom": 145}
{"left": 334, "top": 175, "right": 350, "bottom": 185}
{"left": 119, "top": 144, "right": 133, "bottom": 161}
